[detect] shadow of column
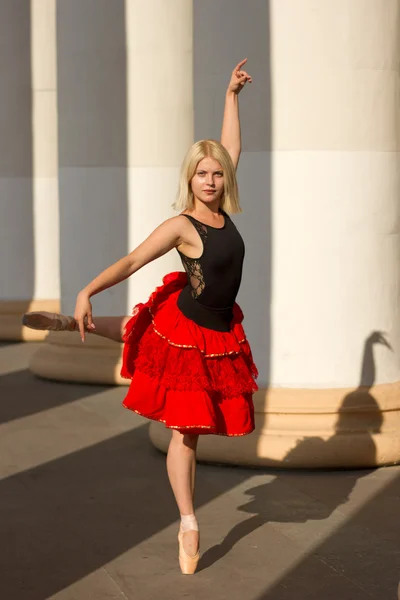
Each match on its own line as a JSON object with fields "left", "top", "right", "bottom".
{"left": 198, "top": 331, "right": 388, "bottom": 572}
{"left": 254, "top": 369, "right": 400, "bottom": 598}
{"left": 40, "top": 0, "right": 130, "bottom": 383}
{"left": 0, "top": 419, "right": 259, "bottom": 599}
{"left": 0, "top": 0, "right": 34, "bottom": 335}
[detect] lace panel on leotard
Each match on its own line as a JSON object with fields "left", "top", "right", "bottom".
{"left": 179, "top": 220, "right": 207, "bottom": 299}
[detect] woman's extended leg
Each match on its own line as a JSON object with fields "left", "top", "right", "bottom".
{"left": 22, "top": 311, "right": 130, "bottom": 344}
{"left": 87, "top": 317, "right": 130, "bottom": 343}
{"left": 166, "top": 430, "right": 199, "bottom": 558}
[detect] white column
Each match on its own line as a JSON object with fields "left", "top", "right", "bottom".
{"left": 31, "top": 0, "right": 193, "bottom": 382}
{"left": 125, "top": 0, "right": 193, "bottom": 308}
{"left": 151, "top": 0, "right": 400, "bottom": 467}
{"left": 258, "top": 0, "right": 400, "bottom": 467}
{"left": 0, "top": 0, "right": 59, "bottom": 341}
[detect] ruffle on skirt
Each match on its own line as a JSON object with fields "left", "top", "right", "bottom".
{"left": 121, "top": 271, "right": 258, "bottom": 436}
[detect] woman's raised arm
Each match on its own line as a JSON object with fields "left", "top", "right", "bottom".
{"left": 221, "top": 59, "right": 252, "bottom": 170}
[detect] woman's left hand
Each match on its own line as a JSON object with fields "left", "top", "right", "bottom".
{"left": 227, "top": 58, "right": 252, "bottom": 94}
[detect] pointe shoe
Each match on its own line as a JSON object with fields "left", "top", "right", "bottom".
{"left": 178, "top": 528, "right": 200, "bottom": 575}
{"left": 22, "top": 311, "right": 77, "bottom": 332}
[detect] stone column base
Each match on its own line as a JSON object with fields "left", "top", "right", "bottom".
{"left": 149, "top": 383, "right": 400, "bottom": 469}
{"left": 29, "top": 331, "right": 127, "bottom": 384}
{"left": 0, "top": 300, "right": 60, "bottom": 341}
{"left": 28, "top": 336, "right": 400, "bottom": 468}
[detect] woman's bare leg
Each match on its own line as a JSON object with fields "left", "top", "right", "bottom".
{"left": 166, "top": 430, "right": 199, "bottom": 556}
{"left": 86, "top": 316, "right": 130, "bottom": 343}
{"left": 22, "top": 311, "right": 131, "bottom": 344}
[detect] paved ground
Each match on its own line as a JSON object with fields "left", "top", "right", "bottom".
{"left": 1, "top": 341, "right": 400, "bottom": 600}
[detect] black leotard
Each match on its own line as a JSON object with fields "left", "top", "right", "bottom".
{"left": 176, "top": 211, "right": 245, "bottom": 332}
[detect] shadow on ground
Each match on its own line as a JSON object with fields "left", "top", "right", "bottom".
{"left": 0, "top": 369, "right": 108, "bottom": 424}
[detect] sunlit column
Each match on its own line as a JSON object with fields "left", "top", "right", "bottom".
{"left": 31, "top": 0, "right": 192, "bottom": 381}
{"left": 151, "top": 0, "right": 400, "bottom": 467}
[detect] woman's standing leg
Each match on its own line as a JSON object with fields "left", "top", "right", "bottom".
{"left": 166, "top": 430, "right": 199, "bottom": 557}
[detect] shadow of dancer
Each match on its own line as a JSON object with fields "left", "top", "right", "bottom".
{"left": 198, "top": 331, "right": 391, "bottom": 571}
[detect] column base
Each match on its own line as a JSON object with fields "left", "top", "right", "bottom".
{"left": 149, "top": 383, "right": 400, "bottom": 469}
{"left": 28, "top": 335, "right": 400, "bottom": 469}
{"left": 29, "top": 331, "right": 127, "bottom": 384}
{"left": 0, "top": 300, "right": 60, "bottom": 341}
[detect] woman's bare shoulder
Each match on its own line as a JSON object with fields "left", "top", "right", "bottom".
{"left": 153, "top": 214, "right": 194, "bottom": 243}
{"left": 163, "top": 214, "right": 194, "bottom": 231}
{"left": 158, "top": 214, "right": 200, "bottom": 252}
{"left": 160, "top": 214, "right": 191, "bottom": 227}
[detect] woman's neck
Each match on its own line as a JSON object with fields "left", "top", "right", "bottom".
{"left": 191, "top": 199, "right": 221, "bottom": 216}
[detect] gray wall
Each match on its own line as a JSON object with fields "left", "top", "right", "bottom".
{"left": 0, "top": 0, "right": 34, "bottom": 299}
{"left": 57, "top": 0, "right": 129, "bottom": 315}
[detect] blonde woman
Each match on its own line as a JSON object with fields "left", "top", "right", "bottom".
{"left": 23, "top": 59, "right": 257, "bottom": 575}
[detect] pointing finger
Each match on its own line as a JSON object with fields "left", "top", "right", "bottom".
{"left": 79, "top": 319, "right": 85, "bottom": 342}
{"left": 234, "top": 58, "right": 248, "bottom": 72}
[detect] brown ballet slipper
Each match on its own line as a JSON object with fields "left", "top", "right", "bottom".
{"left": 178, "top": 528, "right": 200, "bottom": 575}
{"left": 22, "top": 311, "right": 77, "bottom": 332}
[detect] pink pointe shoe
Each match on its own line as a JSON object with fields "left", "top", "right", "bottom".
{"left": 178, "top": 528, "right": 200, "bottom": 575}
{"left": 22, "top": 311, "right": 77, "bottom": 332}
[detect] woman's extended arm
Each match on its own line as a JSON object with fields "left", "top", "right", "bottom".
{"left": 82, "top": 218, "right": 183, "bottom": 297}
{"left": 74, "top": 216, "right": 185, "bottom": 340}
{"left": 221, "top": 59, "right": 252, "bottom": 170}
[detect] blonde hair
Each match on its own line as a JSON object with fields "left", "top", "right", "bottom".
{"left": 173, "top": 140, "right": 242, "bottom": 214}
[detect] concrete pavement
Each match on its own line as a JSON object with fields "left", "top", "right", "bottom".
{"left": 1, "top": 341, "right": 399, "bottom": 600}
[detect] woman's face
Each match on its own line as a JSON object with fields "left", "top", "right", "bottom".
{"left": 190, "top": 157, "right": 224, "bottom": 205}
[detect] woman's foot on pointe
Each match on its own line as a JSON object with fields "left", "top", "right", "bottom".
{"left": 22, "top": 311, "right": 77, "bottom": 332}
{"left": 178, "top": 529, "right": 200, "bottom": 575}
{"left": 178, "top": 514, "right": 200, "bottom": 575}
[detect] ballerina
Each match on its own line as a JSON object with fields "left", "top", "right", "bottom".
{"left": 23, "top": 59, "right": 256, "bottom": 575}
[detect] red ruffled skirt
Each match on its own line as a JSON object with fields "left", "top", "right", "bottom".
{"left": 121, "top": 271, "right": 258, "bottom": 436}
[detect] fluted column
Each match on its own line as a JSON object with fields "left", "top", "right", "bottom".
{"left": 150, "top": 0, "right": 400, "bottom": 467}
{"left": 30, "top": 0, "right": 192, "bottom": 382}
{"left": 0, "top": 0, "right": 59, "bottom": 341}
